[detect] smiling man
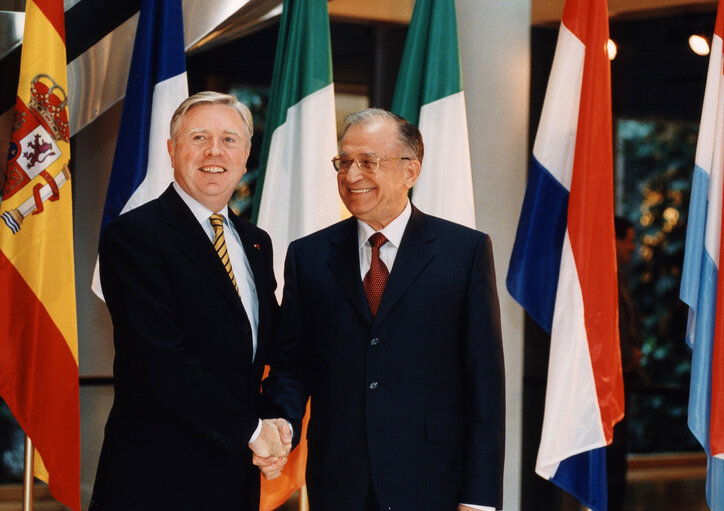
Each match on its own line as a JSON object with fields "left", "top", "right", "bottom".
{"left": 259, "top": 109, "right": 506, "bottom": 511}
{"left": 90, "top": 92, "right": 288, "bottom": 511}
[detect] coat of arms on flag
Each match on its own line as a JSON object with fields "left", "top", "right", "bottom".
{"left": 2, "top": 73, "right": 70, "bottom": 234}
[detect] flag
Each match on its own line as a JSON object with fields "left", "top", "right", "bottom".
{"left": 253, "top": 0, "right": 340, "bottom": 299}
{"left": 506, "top": 0, "right": 623, "bottom": 509}
{"left": 390, "top": 0, "right": 475, "bottom": 228}
{"left": 680, "top": 0, "right": 724, "bottom": 508}
{"left": 91, "top": 0, "right": 188, "bottom": 297}
{"left": 0, "top": 0, "right": 80, "bottom": 508}
{"left": 253, "top": 0, "right": 339, "bottom": 508}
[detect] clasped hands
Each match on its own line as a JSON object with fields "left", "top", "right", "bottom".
{"left": 249, "top": 418, "right": 292, "bottom": 480}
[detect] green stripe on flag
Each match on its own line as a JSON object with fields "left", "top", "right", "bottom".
{"left": 391, "top": 0, "right": 463, "bottom": 125}
{"left": 252, "top": 0, "right": 333, "bottom": 222}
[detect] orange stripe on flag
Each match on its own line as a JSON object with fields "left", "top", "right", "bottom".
{"left": 31, "top": 0, "right": 65, "bottom": 43}
{"left": 260, "top": 366, "right": 309, "bottom": 511}
{"left": 0, "top": 252, "right": 80, "bottom": 509}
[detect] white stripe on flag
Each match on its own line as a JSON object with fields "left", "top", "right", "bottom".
{"left": 91, "top": 72, "right": 187, "bottom": 298}
{"left": 536, "top": 231, "right": 605, "bottom": 479}
{"left": 257, "top": 83, "right": 339, "bottom": 300}
{"left": 694, "top": 35, "right": 723, "bottom": 179}
{"left": 119, "top": 73, "right": 187, "bottom": 215}
{"left": 703, "top": 35, "right": 724, "bottom": 266}
{"left": 532, "top": 23, "right": 585, "bottom": 191}
{"left": 415, "top": 91, "right": 475, "bottom": 228}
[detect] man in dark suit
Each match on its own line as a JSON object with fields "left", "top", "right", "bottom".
{"left": 90, "top": 92, "right": 289, "bottom": 510}
{"left": 258, "top": 109, "right": 505, "bottom": 511}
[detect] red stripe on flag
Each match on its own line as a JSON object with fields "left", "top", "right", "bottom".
{"left": 711, "top": 162, "right": 724, "bottom": 456}
{"left": 30, "top": 0, "right": 66, "bottom": 44}
{"left": 564, "top": 0, "right": 624, "bottom": 444}
{"left": 0, "top": 252, "right": 80, "bottom": 510}
{"left": 716, "top": 0, "right": 724, "bottom": 41}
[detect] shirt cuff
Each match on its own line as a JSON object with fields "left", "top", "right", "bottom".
{"left": 460, "top": 504, "right": 496, "bottom": 511}
{"left": 248, "top": 419, "right": 263, "bottom": 444}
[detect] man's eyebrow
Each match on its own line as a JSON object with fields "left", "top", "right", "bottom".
{"left": 186, "top": 128, "right": 242, "bottom": 137}
{"left": 339, "top": 151, "right": 378, "bottom": 157}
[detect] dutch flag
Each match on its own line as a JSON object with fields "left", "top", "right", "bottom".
{"left": 506, "top": 0, "right": 624, "bottom": 509}
{"left": 92, "top": 0, "right": 188, "bottom": 298}
{"left": 680, "top": 1, "right": 724, "bottom": 508}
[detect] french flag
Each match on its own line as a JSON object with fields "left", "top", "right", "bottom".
{"left": 506, "top": 0, "right": 624, "bottom": 509}
{"left": 680, "top": 0, "right": 724, "bottom": 508}
{"left": 92, "top": 0, "right": 188, "bottom": 297}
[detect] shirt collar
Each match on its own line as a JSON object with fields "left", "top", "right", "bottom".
{"left": 173, "top": 181, "right": 228, "bottom": 225}
{"left": 357, "top": 200, "right": 412, "bottom": 249}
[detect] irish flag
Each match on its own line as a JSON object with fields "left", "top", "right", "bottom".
{"left": 680, "top": 0, "right": 724, "bottom": 508}
{"left": 506, "top": 0, "right": 623, "bottom": 509}
{"left": 253, "top": 0, "right": 340, "bottom": 300}
{"left": 391, "top": 0, "right": 475, "bottom": 228}
{"left": 254, "top": 0, "right": 339, "bottom": 508}
{"left": 0, "top": 0, "right": 80, "bottom": 508}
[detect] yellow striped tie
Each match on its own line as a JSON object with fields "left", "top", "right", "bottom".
{"left": 209, "top": 214, "right": 239, "bottom": 295}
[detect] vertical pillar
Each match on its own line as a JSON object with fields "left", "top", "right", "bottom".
{"left": 455, "top": 1, "right": 530, "bottom": 509}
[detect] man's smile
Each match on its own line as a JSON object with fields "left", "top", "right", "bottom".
{"left": 200, "top": 166, "right": 226, "bottom": 174}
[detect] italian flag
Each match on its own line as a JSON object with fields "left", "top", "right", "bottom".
{"left": 391, "top": 0, "right": 475, "bottom": 228}
{"left": 254, "top": 1, "right": 339, "bottom": 509}
{"left": 253, "top": 0, "right": 340, "bottom": 300}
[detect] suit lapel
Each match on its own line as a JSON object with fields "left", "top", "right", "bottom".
{"left": 231, "top": 214, "right": 271, "bottom": 365}
{"left": 374, "top": 207, "right": 435, "bottom": 325}
{"left": 159, "top": 187, "right": 246, "bottom": 315}
{"left": 328, "top": 218, "right": 373, "bottom": 324}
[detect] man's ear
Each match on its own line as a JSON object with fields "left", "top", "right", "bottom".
{"left": 405, "top": 159, "right": 422, "bottom": 188}
{"left": 167, "top": 138, "right": 175, "bottom": 167}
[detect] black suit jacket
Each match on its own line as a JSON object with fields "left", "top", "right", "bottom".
{"left": 90, "top": 186, "right": 277, "bottom": 511}
{"left": 264, "top": 206, "right": 505, "bottom": 511}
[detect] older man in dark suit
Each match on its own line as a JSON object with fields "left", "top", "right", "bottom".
{"left": 258, "top": 109, "right": 505, "bottom": 511}
{"left": 90, "top": 92, "right": 289, "bottom": 510}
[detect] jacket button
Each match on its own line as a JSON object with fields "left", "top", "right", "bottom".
{"left": 369, "top": 381, "right": 379, "bottom": 390}
{"left": 370, "top": 337, "right": 379, "bottom": 346}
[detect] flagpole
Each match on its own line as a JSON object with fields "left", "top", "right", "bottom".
{"left": 298, "top": 485, "right": 308, "bottom": 511}
{"left": 23, "top": 435, "right": 34, "bottom": 511}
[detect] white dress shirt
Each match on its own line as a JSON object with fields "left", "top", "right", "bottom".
{"left": 357, "top": 200, "right": 411, "bottom": 277}
{"left": 357, "top": 200, "right": 495, "bottom": 511}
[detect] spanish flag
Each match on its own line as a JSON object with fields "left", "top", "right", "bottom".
{"left": 0, "top": 0, "right": 80, "bottom": 509}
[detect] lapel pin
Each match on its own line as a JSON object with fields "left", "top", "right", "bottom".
{"left": 253, "top": 243, "right": 261, "bottom": 250}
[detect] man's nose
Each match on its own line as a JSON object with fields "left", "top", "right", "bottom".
{"left": 205, "top": 138, "right": 222, "bottom": 155}
{"left": 345, "top": 161, "right": 365, "bottom": 181}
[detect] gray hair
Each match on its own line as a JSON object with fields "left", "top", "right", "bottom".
{"left": 169, "top": 91, "right": 253, "bottom": 145}
{"left": 341, "top": 108, "right": 424, "bottom": 163}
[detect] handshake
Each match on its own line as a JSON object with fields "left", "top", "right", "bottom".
{"left": 248, "top": 418, "right": 292, "bottom": 480}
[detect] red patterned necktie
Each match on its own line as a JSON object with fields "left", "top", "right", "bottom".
{"left": 363, "top": 232, "right": 389, "bottom": 317}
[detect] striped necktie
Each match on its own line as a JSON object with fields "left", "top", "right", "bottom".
{"left": 209, "top": 214, "right": 239, "bottom": 295}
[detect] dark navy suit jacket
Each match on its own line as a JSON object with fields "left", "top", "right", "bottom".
{"left": 264, "top": 206, "right": 505, "bottom": 511}
{"left": 90, "top": 186, "right": 277, "bottom": 510}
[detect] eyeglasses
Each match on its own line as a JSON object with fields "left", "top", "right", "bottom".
{"left": 331, "top": 156, "right": 413, "bottom": 174}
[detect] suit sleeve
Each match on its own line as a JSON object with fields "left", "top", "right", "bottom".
{"left": 261, "top": 242, "right": 309, "bottom": 447}
{"left": 99, "top": 216, "right": 260, "bottom": 455}
{"left": 460, "top": 234, "right": 505, "bottom": 509}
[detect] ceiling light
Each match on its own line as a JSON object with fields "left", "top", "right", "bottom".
{"left": 607, "top": 39, "right": 617, "bottom": 61}
{"left": 689, "top": 34, "right": 710, "bottom": 56}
